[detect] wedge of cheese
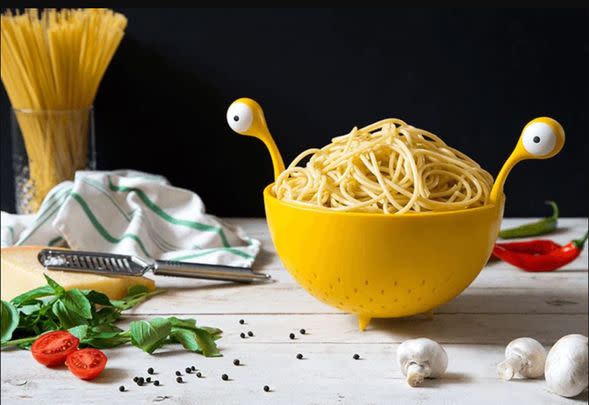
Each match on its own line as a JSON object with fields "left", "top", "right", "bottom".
{"left": 1, "top": 246, "right": 155, "bottom": 301}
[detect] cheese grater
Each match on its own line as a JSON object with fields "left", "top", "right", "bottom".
{"left": 37, "top": 249, "right": 270, "bottom": 283}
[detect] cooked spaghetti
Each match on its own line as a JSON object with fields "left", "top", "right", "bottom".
{"left": 1, "top": 8, "right": 127, "bottom": 212}
{"left": 273, "top": 119, "right": 494, "bottom": 214}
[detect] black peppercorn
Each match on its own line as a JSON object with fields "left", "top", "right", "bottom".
{"left": 239, "top": 319, "right": 245, "bottom": 324}
{"left": 137, "top": 379, "right": 144, "bottom": 387}
{"left": 300, "top": 329, "right": 306, "bottom": 335}
{"left": 196, "top": 372, "right": 202, "bottom": 378}
{"left": 191, "top": 366, "right": 196, "bottom": 371}
{"left": 222, "top": 374, "right": 229, "bottom": 381}
{"left": 248, "top": 331, "right": 254, "bottom": 337}
{"left": 146, "top": 377, "right": 151, "bottom": 383}
{"left": 119, "top": 386, "right": 125, "bottom": 392}
{"left": 264, "top": 385, "right": 270, "bottom": 392}
{"left": 175, "top": 371, "right": 181, "bottom": 376}
{"left": 185, "top": 367, "right": 191, "bottom": 374}
{"left": 137, "top": 377, "right": 144, "bottom": 384}
{"left": 353, "top": 353, "right": 360, "bottom": 360}
{"left": 176, "top": 376, "right": 183, "bottom": 383}
{"left": 296, "top": 353, "right": 303, "bottom": 360}
{"left": 154, "top": 380, "right": 160, "bottom": 386}
{"left": 133, "top": 376, "right": 139, "bottom": 382}
{"left": 289, "top": 333, "right": 295, "bottom": 340}
{"left": 233, "top": 359, "right": 240, "bottom": 366}
{"left": 147, "top": 367, "right": 154, "bottom": 375}
{"left": 240, "top": 332, "right": 246, "bottom": 338}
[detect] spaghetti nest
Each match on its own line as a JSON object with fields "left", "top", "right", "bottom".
{"left": 273, "top": 119, "right": 494, "bottom": 214}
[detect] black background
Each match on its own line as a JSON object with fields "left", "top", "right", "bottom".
{"left": 1, "top": 8, "right": 588, "bottom": 217}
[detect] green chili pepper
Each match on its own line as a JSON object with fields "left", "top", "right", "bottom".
{"left": 499, "top": 201, "right": 558, "bottom": 239}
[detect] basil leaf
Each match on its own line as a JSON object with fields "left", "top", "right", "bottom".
{"left": 52, "top": 300, "right": 88, "bottom": 329}
{"left": 90, "top": 324, "right": 124, "bottom": 337}
{"left": 18, "top": 304, "right": 41, "bottom": 316}
{"left": 199, "top": 326, "right": 223, "bottom": 338}
{"left": 129, "top": 318, "right": 172, "bottom": 354}
{"left": 93, "top": 307, "right": 121, "bottom": 325}
{"left": 169, "top": 327, "right": 220, "bottom": 357}
{"left": 83, "top": 334, "right": 129, "bottom": 349}
{"left": 169, "top": 317, "right": 197, "bottom": 330}
{"left": 1, "top": 300, "right": 19, "bottom": 343}
{"left": 61, "top": 290, "right": 92, "bottom": 320}
{"left": 11, "top": 285, "right": 55, "bottom": 307}
{"left": 127, "top": 285, "right": 149, "bottom": 296}
{"left": 170, "top": 328, "right": 200, "bottom": 352}
{"left": 68, "top": 325, "right": 89, "bottom": 340}
{"left": 43, "top": 275, "right": 65, "bottom": 296}
{"left": 192, "top": 327, "right": 221, "bottom": 357}
{"left": 82, "top": 290, "right": 112, "bottom": 307}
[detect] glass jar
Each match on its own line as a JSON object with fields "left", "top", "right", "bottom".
{"left": 11, "top": 107, "right": 95, "bottom": 214}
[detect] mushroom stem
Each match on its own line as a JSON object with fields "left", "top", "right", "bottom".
{"left": 406, "top": 363, "right": 429, "bottom": 386}
{"left": 497, "top": 355, "right": 524, "bottom": 380}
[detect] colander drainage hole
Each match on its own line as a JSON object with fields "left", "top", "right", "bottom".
{"left": 421, "top": 279, "right": 426, "bottom": 285}
{"left": 364, "top": 280, "right": 369, "bottom": 286}
{"left": 380, "top": 289, "right": 384, "bottom": 295}
{"left": 354, "top": 288, "right": 358, "bottom": 293}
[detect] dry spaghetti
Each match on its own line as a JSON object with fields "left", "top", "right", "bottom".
{"left": 1, "top": 8, "right": 127, "bottom": 212}
{"left": 273, "top": 119, "right": 494, "bottom": 214}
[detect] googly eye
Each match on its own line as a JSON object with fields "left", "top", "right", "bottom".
{"left": 522, "top": 122, "right": 557, "bottom": 156}
{"left": 226, "top": 102, "right": 254, "bottom": 134}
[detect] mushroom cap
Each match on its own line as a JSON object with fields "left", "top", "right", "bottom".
{"left": 504, "top": 337, "right": 546, "bottom": 378}
{"left": 397, "top": 338, "right": 448, "bottom": 378}
{"left": 545, "top": 334, "right": 588, "bottom": 398}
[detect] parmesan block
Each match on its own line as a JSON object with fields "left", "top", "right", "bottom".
{"left": 1, "top": 246, "right": 155, "bottom": 301}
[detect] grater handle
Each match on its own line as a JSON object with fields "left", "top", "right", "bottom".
{"left": 153, "top": 260, "right": 270, "bottom": 283}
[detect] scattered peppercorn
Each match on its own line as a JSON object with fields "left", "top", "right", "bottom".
{"left": 119, "top": 386, "right": 125, "bottom": 392}
{"left": 137, "top": 380, "right": 144, "bottom": 387}
{"left": 154, "top": 380, "right": 160, "bottom": 386}
{"left": 296, "top": 353, "right": 303, "bottom": 360}
{"left": 222, "top": 374, "right": 229, "bottom": 381}
{"left": 176, "top": 377, "right": 183, "bottom": 383}
{"left": 300, "top": 329, "right": 306, "bottom": 335}
{"left": 175, "top": 371, "right": 181, "bottom": 376}
{"left": 289, "top": 333, "right": 295, "bottom": 340}
{"left": 196, "top": 372, "right": 202, "bottom": 378}
{"left": 133, "top": 376, "right": 139, "bottom": 382}
{"left": 146, "top": 377, "right": 151, "bottom": 383}
{"left": 240, "top": 332, "right": 246, "bottom": 338}
{"left": 353, "top": 354, "right": 360, "bottom": 360}
{"left": 233, "top": 359, "right": 240, "bottom": 366}
{"left": 138, "top": 377, "right": 145, "bottom": 384}
{"left": 264, "top": 385, "right": 270, "bottom": 392}
{"left": 185, "top": 367, "right": 192, "bottom": 374}
{"left": 248, "top": 331, "right": 254, "bottom": 337}
{"left": 239, "top": 319, "right": 245, "bottom": 324}
{"left": 191, "top": 366, "right": 196, "bottom": 371}
{"left": 147, "top": 367, "right": 154, "bottom": 375}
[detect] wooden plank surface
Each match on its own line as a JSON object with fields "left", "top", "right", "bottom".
{"left": 1, "top": 218, "right": 587, "bottom": 405}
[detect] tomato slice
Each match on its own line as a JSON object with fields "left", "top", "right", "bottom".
{"left": 66, "top": 348, "right": 107, "bottom": 380}
{"left": 31, "top": 331, "right": 79, "bottom": 367}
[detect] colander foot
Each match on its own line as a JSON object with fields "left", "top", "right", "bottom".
{"left": 424, "top": 309, "right": 435, "bottom": 320}
{"left": 357, "top": 315, "right": 372, "bottom": 331}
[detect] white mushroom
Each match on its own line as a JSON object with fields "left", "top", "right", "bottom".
{"left": 497, "top": 337, "right": 546, "bottom": 380}
{"left": 397, "top": 338, "right": 448, "bottom": 387}
{"left": 545, "top": 334, "right": 588, "bottom": 398}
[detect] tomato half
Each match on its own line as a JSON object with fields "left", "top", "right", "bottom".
{"left": 66, "top": 348, "right": 107, "bottom": 380}
{"left": 31, "top": 331, "right": 79, "bottom": 367}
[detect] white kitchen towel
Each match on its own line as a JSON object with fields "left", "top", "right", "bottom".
{"left": 1, "top": 170, "right": 260, "bottom": 267}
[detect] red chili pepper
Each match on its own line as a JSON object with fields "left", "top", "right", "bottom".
{"left": 492, "top": 232, "right": 588, "bottom": 272}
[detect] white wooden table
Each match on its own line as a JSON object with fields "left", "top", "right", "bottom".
{"left": 2, "top": 218, "right": 587, "bottom": 404}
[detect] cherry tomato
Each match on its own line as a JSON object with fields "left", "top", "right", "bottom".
{"left": 31, "top": 331, "right": 79, "bottom": 367}
{"left": 66, "top": 348, "right": 107, "bottom": 380}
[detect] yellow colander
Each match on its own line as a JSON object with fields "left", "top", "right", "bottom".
{"left": 227, "top": 98, "right": 565, "bottom": 330}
